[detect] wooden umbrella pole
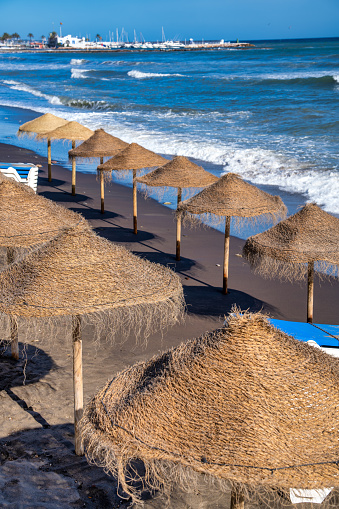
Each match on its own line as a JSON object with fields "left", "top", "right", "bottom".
{"left": 133, "top": 168, "right": 137, "bottom": 234}
{"left": 230, "top": 490, "right": 245, "bottom": 509}
{"left": 223, "top": 216, "right": 231, "bottom": 295}
{"left": 307, "top": 260, "right": 315, "bottom": 324}
{"left": 10, "top": 316, "right": 19, "bottom": 361}
{"left": 72, "top": 314, "right": 84, "bottom": 455}
{"left": 71, "top": 140, "right": 76, "bottom": 196}
{"left": 100, "top": 170, "right": 105, "bottom": 215}
{"left": 47, "top": 139, "right": 52, "bottom": 182}
{"left": 176, "top": 188, "right": 182, "bottom": 261}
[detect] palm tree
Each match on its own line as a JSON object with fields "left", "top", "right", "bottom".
{"left": 96, "top": 34, "right": 102, "bottom": 41}
{"left": 27, "top": 33, "right": 34, "bottom": 43}
{"left": 1, "top": 32, "right": 11, "bottom": 42}
{"left": 11, "top": 33, "right": 20, "bottom": 41}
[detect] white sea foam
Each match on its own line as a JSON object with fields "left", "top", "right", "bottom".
{"left": 0, "top": 63, "right": 69, "bottom": 71}
{"left": 2, "top": 80, "right": 62, "bottom": 105}
{"left": 70, "top": 59, "right": 88, "bottom": 65}
{"left": 127, "top": 70, "right": 185, "bottom": 79}
{"left": 71, "top": 68, "right": 89, "bottom": 79}
{"left": 93, "top": 123, "right": 339, "bottom": 215}
{"left": 102, "top": 60, "right": 156, "bottom": 66}
{"left": 1, "top": 101, "right": 337, "bottom": 215}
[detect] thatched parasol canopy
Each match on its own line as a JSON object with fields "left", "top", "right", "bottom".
{"left": 0, "top": 178, "right": 85, "bottom": 260}
{"left": 17, "top": 113, "right": 70, "bottom": 183}
{"left": 81, "top": 310, "right": 339, "bottom": 505}
{"left": 178, "top": 172, "right": 285, "bottom": 219}
{"left": 136, "top": 155, "right": 218, "bottom": 189}
{"left": 97, "top": 142, "right": 167, "bottom": 172}
{"left": 18, "top": 113, "right": 68, "bottom": 135}
{"left": 0, "top": 224, "right": 184, "bottom": 454}
{"left": 178, "top": 173, "right": 287, "bottom": 293}
{"left": 68, "top": 129, "right": 128, "bottom": 198}
{"left": 97, "top": 143, "right": 168, "bottom": 231}
{"left": 37, "top": 121, "right": 93, "bottom": 192}
{"left": 136, "top": 156, "right": 218, "bottom": 260}
{"left": 37, "top": 121, "right": 93, "bottom": 142}
{"left": 68, "top": 129, "right": 128, "bottom": 159}
{"left": 243, "top": 203, "right": 339, "bottom": 323}
{"left": 0, "top": 225, "right": 184, "bottom": 320}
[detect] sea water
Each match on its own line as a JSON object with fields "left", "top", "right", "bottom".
{"left": 0, "top": 38, "right": 338, "bottom": 237}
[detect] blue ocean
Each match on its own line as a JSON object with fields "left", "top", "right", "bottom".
{"left": 0, "top": 38, "right": 338, "bottom": 236}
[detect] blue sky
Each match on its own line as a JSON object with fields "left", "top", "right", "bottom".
{"left": 0, "top": 0, "right": 338, "bottom": 41}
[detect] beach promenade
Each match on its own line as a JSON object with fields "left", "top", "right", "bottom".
{"left": 0, "top": 141, "right": 338, "bottom": 508}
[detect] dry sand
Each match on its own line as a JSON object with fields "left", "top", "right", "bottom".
{"left": 0, "top": 142, "right": 338, "bottom": 508}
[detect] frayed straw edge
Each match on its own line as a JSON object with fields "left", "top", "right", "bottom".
{"left": 242, "top": 250, "right": 339, "bottom": 283}
{"left": 80, "top": 414, "right": 338, "bottom": 508}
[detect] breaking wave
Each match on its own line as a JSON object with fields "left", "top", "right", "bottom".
{"left": 71, "top": 68, "right": 90, "bottom": 79}
{"left": 127, "top": 70, "right": 185, "bottom": 79}
{"left": 2, "top": 80, "right": 62, "bottom": 105}
{"left": 70, "top": 59, "right": 89, "bottom": 65}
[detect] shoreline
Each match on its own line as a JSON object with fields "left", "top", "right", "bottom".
{"left": 0, "top": 102, "right": 321, "bottom": 235}
{"left": 0, "top": 139, "right": 338, "bottom": 508}
{"left": 1, "top": 138, "right": 338, "bottom": 325}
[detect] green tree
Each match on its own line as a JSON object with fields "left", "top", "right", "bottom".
{"left": 27, "top": 33, "right": 34, "bottom": 42}
{"left": 96, "top": 34, "right": 102, "bottom": 41}
{"left": 11, "top": 32, "right": 20, "bottom": 40}
{"left": 1, "top": 32, "right": 11, "bottom": 42}
{"left": 47, "top": 31, "right": 58, "bottom": 48}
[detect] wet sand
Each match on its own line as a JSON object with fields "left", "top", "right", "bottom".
{"left": 0, "top": 141, "right": 338, "bottom": 508}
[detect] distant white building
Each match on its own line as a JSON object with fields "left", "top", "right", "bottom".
{"left": 57, "top": 35, "right": 91, "bottom": 48}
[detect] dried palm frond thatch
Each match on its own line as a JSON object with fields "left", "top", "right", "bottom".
{"left": 68, "top": 128, "right": 128, "bottom": 208}
{"left": 81, "top": 310, "right": 339, "bottom": 507}
{"left": 17, "top": 113, "right": 69, "bottom": 183}
{"left": 136, "top": 156, "right": 218, "bottom": 260}
{"left": 243, "top": 203, "right": 339, "bottom": 322}
{"left": 37, "top": 121, "right": 93, "bottom": 188}
{"left": 68, "top": 129, "right": 128, "bottom": 160}
{"left": 97, "top": 143, "right": 168, "bottom": 229}
{"left": 0, "top": 177, "right": 86, "bottom": 266}
{"left": 0, "top": 225, "right": 184, "bottom": 454}
{"left": 18, "top": 113, "right": 68, "bottom": 136}
{"left": 178, "top": 173, "right": 287, "bottom": 293}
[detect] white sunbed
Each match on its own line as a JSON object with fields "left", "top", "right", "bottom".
{"left": 0, "top": 162, "right": 39, "bottom": 192}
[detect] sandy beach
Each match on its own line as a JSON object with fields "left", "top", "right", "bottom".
{"left": 0, "top": 141, "right": 338, "bottom": 508}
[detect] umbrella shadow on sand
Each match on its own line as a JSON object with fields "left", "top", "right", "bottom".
{"left": 0, "top": 423, "right": 127, "bottom": 508}
{"left": 0, "top": 424, "right": 237, "bottom": 509}
{"left": 135, "top": 250, "right": 198, "bottom": 272}
{"left": 183, "top": 285, "right": 278, "bottom": 318}
{"left": 70, "top": 206, "right": 122, "bottom": 222}
{"left": 38, "top": 175, "right": 67, "bottom": 187}
{"left": 94, "top": 225, "right": 156, "bottom": 244}
{"left": 40, "top": 190, "right": 91, "bottom": 204}
{"left": 0, "top": 342, "right": 55, "bottom": 429}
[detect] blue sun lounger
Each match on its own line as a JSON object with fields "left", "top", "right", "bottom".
{"left": 0, "top": 162, "right": 39, "bottom": 192}
{"left": 268, "top": 318, "right": 339, "bottom": 357}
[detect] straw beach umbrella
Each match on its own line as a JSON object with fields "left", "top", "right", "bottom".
{"left": 97, "top": 143, "right": 168, "bottom": 231}
{"left": 243, "top": 203, "right": 339, "bottom": 323}
{"left": 178, "top": 173, "right": 287, "bottom": 294}
{"left": 0, "top": 177, "right": 85, "bottom": 264}
{"left": 0, "top": 178, "right": 86, "bottom": 360}
{"left": 68, "top": 129, "right": 128, "bottom": 213}
{"left": 80, "top": 310, "right": 339, "bottom": 507}
{"left": 136, "top": 155, "right": 218, "bottom": 260}
{"left": 38, "top": 121, "right": 93, "bottom": 193}
{"left": 17, "top": 113, "right": 68, "bottom": 181}
{"left": 0, "top": 225, "right": 184, "bottom": 455}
